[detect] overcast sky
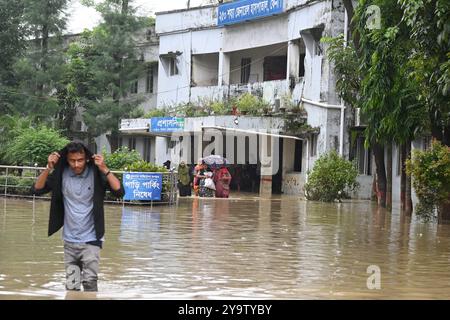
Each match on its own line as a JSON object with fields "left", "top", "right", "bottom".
{"left": 66, "top": 0, "right": 209, "bottom": 34}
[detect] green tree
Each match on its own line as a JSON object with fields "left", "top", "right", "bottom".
{"left": 56, "top": 41, "right": 97, "bottom": 139}
{"left": 407, "top": 140, "right": 450, "bottom": 223}
{"left": 326, "top": 1, "right": 427, "bottom": 213}
{"left": 10, "top": 0, "right": 70, "bottom": 122}
{"left": 0, "top": 0, "right": 27, "bottom": 114}
{"left": 4, "top": 126, "right": 69, "bottom": 166}
{"left": 76, "top": 0, "right": 152, "bottom": 150}
{"left": 0, "top": 115, "right": 33, "bottom": 164}
{"left": 399, "top": 0, "right": 450, "bottom": 146}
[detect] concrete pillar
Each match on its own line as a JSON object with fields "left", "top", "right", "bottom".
{"left": 259, "top": 134, "right": 273, "bottom": 197}
{"left": 286, "top": 40, "right": 300, "bottom": 81}
{"left": 155, "top": 136, "right": 168, "bottom": 166}
{"left": 218, "top": 50, "right": 230, "bottom": 86}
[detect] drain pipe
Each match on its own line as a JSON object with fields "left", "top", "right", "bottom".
{"left": 339, "top": 7, "right": 348, "bottom": 156}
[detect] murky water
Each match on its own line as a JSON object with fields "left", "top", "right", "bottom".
{"left": 1, "top": 195, "right": 450, "bottom": 299}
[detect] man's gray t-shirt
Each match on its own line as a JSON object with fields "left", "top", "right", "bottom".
{"left": 62, "top": 166, "right": 96, "bottom": 243}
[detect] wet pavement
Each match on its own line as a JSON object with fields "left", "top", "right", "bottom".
{"left": 0, "top": 195, "right": 450, "bottom": 299}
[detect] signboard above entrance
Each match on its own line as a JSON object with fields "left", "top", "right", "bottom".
{"left": 217, "top": 0, "right": 284, "bottom": 26}
{"left": 150, "top": 117, "right": 184, "bottom": 133}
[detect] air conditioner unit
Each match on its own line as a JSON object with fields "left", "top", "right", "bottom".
{"left": 355, "top": 108, "right": 366, "bottom": 127}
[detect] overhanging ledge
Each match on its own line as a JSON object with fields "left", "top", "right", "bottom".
{"left": 202, "top": 125, "right": 304, "bottom": 140}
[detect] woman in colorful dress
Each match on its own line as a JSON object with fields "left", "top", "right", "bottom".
{"left": 214, "top": 166, "right": 232, "bottom": 198}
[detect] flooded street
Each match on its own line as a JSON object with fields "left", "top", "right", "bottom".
{"left": 1, "top": 196, "right": 450, "bottom": 299}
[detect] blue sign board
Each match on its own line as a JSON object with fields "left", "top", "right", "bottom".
{"left": 150, "top": 117, "right": 184, "bottom": 133}
{"left": 217, "top": 0, "right": 284, "bottom": 26}
{"left": 123, "top": 172, "right": 163, "bottom": 201}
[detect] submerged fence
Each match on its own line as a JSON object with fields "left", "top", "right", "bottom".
{"left": 0, "top": 165, "right": 178, "bottom": 206}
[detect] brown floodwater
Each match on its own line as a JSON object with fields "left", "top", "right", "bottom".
{"left": 0, "top": 195, "right": 449, "bottom": 299}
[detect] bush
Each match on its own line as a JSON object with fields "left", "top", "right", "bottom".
{"left": 103, "top": 146, "right": 142, "bottom": 170}
{"left": 406, "top": 140, "right": 450, "bottom": 219}
{"left": 210, "top": 101, "right": 231, "bottom": 115}
{"left": 0, "top": 115, "right": 33, "bottom": 164}
{"left": 143, "top": 108, "right": 168, "bottom": 118}
{"left": 236, "top": 93, "right": 270, "bottom": 115}
{"left": 4, "top": 126, "right": 69, "bottom": 166}
{"left": 0, "top": 174, "right": 34, "bottom": 195}
{"left": 305, "top": 151, "right": 359, "bottom": 202}
{"left": 126, "top": 160, "right": 168, "bottom": 173}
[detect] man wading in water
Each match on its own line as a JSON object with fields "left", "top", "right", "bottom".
{"left": 32, "top": 141, "right": 124, "bottom": 291}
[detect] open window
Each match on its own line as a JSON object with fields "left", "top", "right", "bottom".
{"left": 263, "top": 56, "right": 287, "bottom": 81}
{"left": 146, "top": 66, "right": 154, "bottom": 93}
{"left": 160, "top": 51, "right": 182, "bottom": 77}
{"left": 240, "top": 58, "right": 251, "bottom": 84}
{"left": 191, "top": 53, "right": 219, "bottom": 86}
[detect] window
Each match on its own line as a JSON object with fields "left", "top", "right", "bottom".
{"left": 131, "top": 81, "right": 138, "bottom": 94}
{"left": 299, "top": 53, "right": 306, "bottom": 77}
{"left": 143, "top": 137, "right": 152, "bottom": 162}
{"left": 356, "top": 137, "right": 372, "bottom": 175}
{"left": 263, "top": 56, "right": 287, "bottom": 81}
{"left": 310, "top": 134, "right": 317, "bottom": 157}
{"left": 169, "top": 57, "right": 178, "bottom": 76}
{"left": 240, "top": 58, "right": 251, "bottom": 84}
{"left": 128, "top": 137, "right": 136, "bottom": 151}
{"left": 293, "top": 140, "right": 302, "bottom": 172}
{"left": 146, "top": 66, "right": 154, "bottom": 93}
{"left": 146, "top": 29, "right": 152, "bottom": 41}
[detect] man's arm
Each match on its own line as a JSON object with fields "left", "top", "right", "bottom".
{"left": 92, "top": 154, "right": 124, "bottom": 197}
{"left": 32, "top": 152, "right": 60, "bottom": 195}
{"left": 34, "top": 167, "right": 52, "bottom": 190}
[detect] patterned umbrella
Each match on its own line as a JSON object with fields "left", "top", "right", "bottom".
{"left": 201, "top": 155, "right": 228, "bottom": 168}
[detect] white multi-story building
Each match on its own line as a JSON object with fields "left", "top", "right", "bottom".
{"left": 120, "top": 0, "right": 352, "bottom": 196}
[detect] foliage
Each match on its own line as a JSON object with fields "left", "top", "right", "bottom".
{"left": 126, "top": 160, "right": 168, "bottom": 173}
{"left": 406, "top": 140, "right": 450, "bottom": 219}
{"left": 399, "top": 0, "right": 450, "bottom": 143}
{"left": 0, "top": 115, "right": 33, "bottom": 164}
{"left": 66, "top": 1, "right": 152, "bottom": 146}
{"left": 235, "top": 93, "right": 270, "bottom": 115}
{"left": 4, "top": 126, "right": 69, "bottom": 166}
{"left": 144, "top": 108, "right": 169, "bottom": 118}
{"left": 352, "top": 0, "right": 426, "bottom": 147}
{"left": 284, "top": 119, "right": 315, "bottom": 135}
{"left": 321, "top": 35, "right": 361, "bottom": 108}
{"left": 9, "top": 0, "right": 70, "bottom": 123}
{"left": 210, "top": 101, "right": 231, "bottom": 115}
{"left": 0, "top": 0, "right": 27, "bottom": 94}
{"left": 157, "top": 94, "right": 271, "bottom": 118}
{"left": 174, "top": 102, "right": 209, "bottom": 117}
{"left": 0, "top": 175, "right": 33, "bottom": 196}
{"left": 305, "top": 151, "right": 359, "bottom": 202}
{"left": 102, "top": 146, "right": 142, "bottom": 170}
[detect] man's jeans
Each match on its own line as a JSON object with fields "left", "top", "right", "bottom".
{"left": 64, "top": 242, "right": 100, "bottom": 292}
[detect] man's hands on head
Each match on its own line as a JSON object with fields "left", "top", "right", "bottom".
{"left": 47, "top": 152, "right": 60, "bottom": 170}
{"left": 92, "top": 154, "right": 109, "bottom": 174}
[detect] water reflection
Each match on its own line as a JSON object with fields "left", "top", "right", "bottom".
{"left": 0, "top": 197, "right": 450, "bottom": 299}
